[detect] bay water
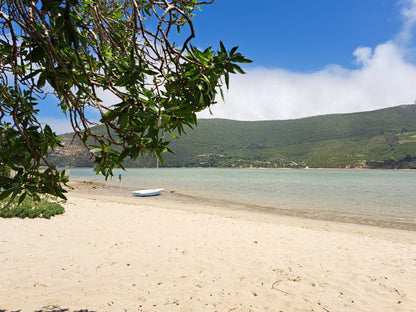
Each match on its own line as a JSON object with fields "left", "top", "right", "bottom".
{"left": 69, "top": 168, "right": 416, "bottom": 230}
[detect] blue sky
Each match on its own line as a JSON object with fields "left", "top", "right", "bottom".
{"left": 192, "top": 0, "right": 402, "bottom": 71}
{"left": 35, "top": 0, "right": 416, "bottom": 133}
{"left": 194, "top": 0, "right": 416, "bottom": 121}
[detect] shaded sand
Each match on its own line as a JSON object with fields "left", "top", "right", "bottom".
{"left": 1, "top": 183, "right": 416, "bottom": 311}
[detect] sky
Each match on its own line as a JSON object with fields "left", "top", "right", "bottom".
{"left": 35, "top": 0, "right": 416, "bottom": 133}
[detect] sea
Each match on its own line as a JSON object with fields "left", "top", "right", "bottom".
{"left": 68, "top": 168, "right": 416, "bottom": 230}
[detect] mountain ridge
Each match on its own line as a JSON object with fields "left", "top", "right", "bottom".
{"left": 48, "top": 104, "right": 416, "bottom": 169}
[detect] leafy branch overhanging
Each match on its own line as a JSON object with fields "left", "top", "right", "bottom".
{"left": 0, "top": 0, "right": 251, "bottom": 205}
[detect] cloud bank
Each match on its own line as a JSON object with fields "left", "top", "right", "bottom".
{"left": 198, "top": 0, "right": 416, "bottom": 121}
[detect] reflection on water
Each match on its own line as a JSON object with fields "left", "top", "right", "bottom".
{"left": 69, "top": 168, "right": 416, "bottom": 230}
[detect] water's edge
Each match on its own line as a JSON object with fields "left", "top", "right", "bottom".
{"left": 68, "top": 177, "right": 416, "bottom": 232}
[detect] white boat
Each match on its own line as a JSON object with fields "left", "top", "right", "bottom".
{"left": 132, "top": 188, "right": 164, "bottom": 197}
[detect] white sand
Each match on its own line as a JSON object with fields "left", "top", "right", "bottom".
{"left": 1, "top": 185, "right": 416, "bottom": 311}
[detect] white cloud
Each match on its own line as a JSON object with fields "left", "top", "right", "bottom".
{"left": 353, "top": 47, "right": 373, "bottom": 66}
{"left": 398, "top": 0, "right": 416, "bottom": 42}
{"left": 37, "top": 117, "right": 74, "bottom": 135}
{"left": 198, "top": 1, "right": 416, "bottom": 121}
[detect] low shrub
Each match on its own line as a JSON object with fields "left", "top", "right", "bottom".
{"left": 0, "top": 196, "right": 65, "bottom": 219}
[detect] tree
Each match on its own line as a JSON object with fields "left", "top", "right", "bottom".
{"left": 0, "top": 0, "right": 251, "bottom": 205}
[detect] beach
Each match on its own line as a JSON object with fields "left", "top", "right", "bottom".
{"left": 1, "top": 182, "right": 416, "bottom": 311}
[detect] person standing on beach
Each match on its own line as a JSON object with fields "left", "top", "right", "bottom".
{"left": 119, "top": 173, "right": 122, "bottom": 183}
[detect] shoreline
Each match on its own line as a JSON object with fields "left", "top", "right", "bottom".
{"left": 60, "top": 166, "right": 416, "bottom": 170}
{"left": 67, "top": 181, "right": 416, "bottom": 240}
{"left": 1, "top": 182, "right": 415, "bottom": 311}
{"left": 68, "top": 180, "right": 416, "bottom": 232}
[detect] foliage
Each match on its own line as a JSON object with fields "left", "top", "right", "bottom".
{"left": 1, "top": 163, "right": 10, "bottom": 176}
{"left": 0, "top": 195, "right": 65, "bottom": 219}
{"left": 48, "top": 104, "right": 416, "bottom": 169}
{"left": 0, "top": 0, "right": 250, "bottom": 205}
{"left": 141, "top": 104, "right": 416, "bottom": 169}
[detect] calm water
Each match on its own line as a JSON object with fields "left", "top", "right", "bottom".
{"left": 69, "top": 168, "right": 416, "bottom": 230}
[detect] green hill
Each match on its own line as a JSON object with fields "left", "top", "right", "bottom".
{"left": 48, "top": 104, "right": 416, "bottom": 169}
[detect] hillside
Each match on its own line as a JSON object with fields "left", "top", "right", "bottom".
{"left": 48, "top": 104, "right": 416, "bottom": 169}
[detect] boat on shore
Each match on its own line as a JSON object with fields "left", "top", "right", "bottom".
{"left": 132, "top": 188, "right": 164, "bottom": 197}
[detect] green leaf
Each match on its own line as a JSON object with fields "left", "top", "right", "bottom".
{"left": 219, "top": 88, "right": 225, "bottom": 102}
{"left": 119, "top": 110, "right": 129, "bottom": 129}
{"left": 37, "top": 73, "right": 47, "bottom": 89}
{"left": 0, "top": 188, "right": 13, "bottom": 201}
{"left": 220, "top": 40, "right": 226, "bottom": 54}
{"left": 224, "top": 72, "right": 230, "bottom": 89}
{"left": 18, "top": 193, "right": 27, "bottom": 205}
{"left": 90, "top": 148, "right": 102, "bottom": 154}
{"left": 230, "top": 46, "right": 238, "bottom": 55}
{"left": 233, "top": 65, "right": 246, "bottom": 74}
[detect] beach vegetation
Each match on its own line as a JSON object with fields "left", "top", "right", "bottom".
{"left": 0, "top": 0, "right": 250, "bottom": 206}
{"left": 0, "top": 196, "right": 65, "bottom": 219}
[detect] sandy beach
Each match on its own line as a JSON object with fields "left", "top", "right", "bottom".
{"left": 1, "top": 182, "right": 416, "bottom": 312}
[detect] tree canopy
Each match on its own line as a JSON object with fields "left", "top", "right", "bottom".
{"left": 0, "top": 0, "right": 251, "bottom": 204}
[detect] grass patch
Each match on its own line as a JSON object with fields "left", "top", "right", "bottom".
{"left": 0, "top": 196, "right": 65, "bottom": 219}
